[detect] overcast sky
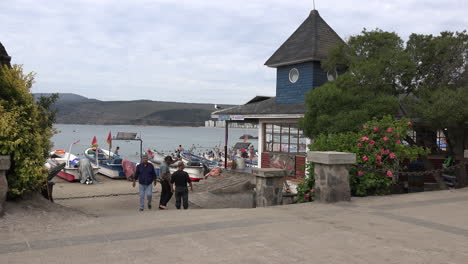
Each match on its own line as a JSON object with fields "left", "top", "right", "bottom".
{"left": 1, "top": 0, "right": 466, "bottom": 104}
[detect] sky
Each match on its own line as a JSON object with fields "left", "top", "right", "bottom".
{"left": 1, "top": 0, "right": 467, "bottom": 104}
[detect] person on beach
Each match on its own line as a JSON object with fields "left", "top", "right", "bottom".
{"left": 132, "top": 154, "right": 156, "bottom": 211}
{"left": 171, "top": 161, "right": 193, "bottom": 209}
{"left": 249, "top": 145, "right": 255, "bottom": 161}
{"left": 159, "top": 156, "right": 176, "bottom": 209}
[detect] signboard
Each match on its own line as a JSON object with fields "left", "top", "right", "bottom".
{"left": 218, "top": 115, "right": 244, "bottom": 121}
{"left": 230, "top": 115, "right": 245, "bottom": 121}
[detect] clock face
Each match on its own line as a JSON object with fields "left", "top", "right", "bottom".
{"left": 289, "top": 68, "right": 299, "bottom": 83}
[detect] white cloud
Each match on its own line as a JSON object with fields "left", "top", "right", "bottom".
{"left": 0, "top": 0, "right": 466, "bottom": 104}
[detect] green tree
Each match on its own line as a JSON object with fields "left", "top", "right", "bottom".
{"left": 404, "top": 31, "right": 468, "bottom": 186}
{"left": 0, "top": 64, "right": 57, "bottom": 198}
{"left": 301, "top": 29, "right": 468, "bottom": 187}
{"left": 300, "top": 29, "right": 413, "bottom": 137}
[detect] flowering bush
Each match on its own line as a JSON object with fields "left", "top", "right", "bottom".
{"left": 296, "top": 163, "right": 315, "bottom": 203}
{"left": 310, "top": 115, "right": 429, "bottom": 196}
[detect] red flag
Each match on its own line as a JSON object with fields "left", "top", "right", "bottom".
{"left": 243, "top": 135, "right": 248, "bottom": 142}
{"left": 107, "top": 131, "right": 112, "bottom": 148}
{"left": 91, "top": 136, "right": 98, "bottom": 147}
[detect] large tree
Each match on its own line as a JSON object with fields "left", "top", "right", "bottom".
{"left": 301, "top": 29, "right": 468, "bottom": 186}
{"left": 300, "top": 29, "right": 414, "bottom": 136}
{"left": 404, "top": 31, "right": 468, "bottom": 186}
{"left": 0, "top": 64, "right": 57, "bottom": 197}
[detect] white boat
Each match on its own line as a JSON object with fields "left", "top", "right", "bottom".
{"left": 84, "top": 148, "right": 127, "bottom": 179}
{"left": 168, "top": 165, "right": 207, "bottom": 182}
{"left": 47, "top": 149, "right": 99, "bottom": 182}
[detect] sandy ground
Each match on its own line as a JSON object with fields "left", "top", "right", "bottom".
{"left": 2, "top": 174, "right": 468, "bottom": 263}
{"left": 1, "top": 188, "right": 468, "bottom": 263}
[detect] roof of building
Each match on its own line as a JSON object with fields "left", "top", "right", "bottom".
{"left": 212, "top": 97, "right": 306, "bottom": 119}
{"left": 264, "top": 10, "right": 344, "bottom": 68}
{"left": 0, "top": 42, "right": 11, "bottom": 67}
{"left": 232, "top": 142, "right": 252, "bottom": 150}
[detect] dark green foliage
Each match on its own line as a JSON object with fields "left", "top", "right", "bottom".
{"left": 0, "top": 65, "right": 57, "bottom": 198}
{"left": 308, "top": 116, "right": 428, "bottom": 196}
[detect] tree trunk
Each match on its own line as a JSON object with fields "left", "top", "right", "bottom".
{"left": 446, "top": 127, "right": 467, "bottom": 188}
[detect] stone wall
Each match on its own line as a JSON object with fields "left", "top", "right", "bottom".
{"left": 0, "top": 156, "right": 11, "bottom": 215}
{"left": 308, "top": 151, "right": 356, "bottom": 203}
{"left": 253, "top": 168, "right": 286, "bottom": 207}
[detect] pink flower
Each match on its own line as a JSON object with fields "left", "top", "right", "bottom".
{"left": 376, "top": 155, "right": 382, "bottom": 161}
{"left": 384, "top": 149, "right": 390, "bottom": 155}
{"left": 383, "top": 136, "right": 389, "bottom": 142}
{"left": 360, "top": 137, "right": 369, "bottom": 142}
{"left": 362, "top": 125, "right": 367, "bottom": 129}
{"left": 389, "top": 153, "right": 396, "bottom": 159}
{"left": 369, "top": 140, "right": 375, "bottom": 145}
{"left": 386, "top": 171, "right": 393, "bottom": 177}
{"left": 357, "top": 143, "right": 363, "bottom": 147}
{"left": 377, "top": 161, "right": 382, "bottom": 166}
{"left": 310, "top": 189, "right": 315, "bottom": 193}
{"left": 396, "top": 139, "right": 401, "bottom": 144}
{"left": 407, "top": 122, "right": 412, "bottom": 126}
{"left": 305, "top": 193, "right": 311, "bottom": 198}
{"left": 387, "top": 127, "right": 393, "bottom": 133}
{"left": 373, "top": 126, "right": 379, "bottom": 132}
{"left": 380, "top": 148, "right": 385, "bottom": 154}
{"left": 362, "top": 155, "right": 368, "bottom": 162}
{"left": 358, "top": 171, "right": 364, "bottom": 176}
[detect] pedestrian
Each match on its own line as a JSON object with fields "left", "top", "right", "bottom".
{"left": 171, "top": 161, "right": 193, "bottom": 209}
{"left": 159, "top": 156, "right": 176, "bottom": 209}
{"left": 114, "top": 146, "right": 120, "bottom": 155}
{"left": 132, "top": 154, "right": 156, "bottom": 211}
{"left": 249, "top": 145, "right": 255, "bottom": 161}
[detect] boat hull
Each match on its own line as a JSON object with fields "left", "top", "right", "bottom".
{"left": 169, "top": 166, "right": 205, "bottom": 182}
{"left": 84, "top": 148, "right": 127, "bottom": 179}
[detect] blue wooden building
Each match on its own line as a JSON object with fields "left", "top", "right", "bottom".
{"left": 213, "top": 9, "right": 344, "bottom": 176}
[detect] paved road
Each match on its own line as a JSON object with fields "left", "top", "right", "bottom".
{"left": 1, "top": 188, "right": 468, "bottom": 263}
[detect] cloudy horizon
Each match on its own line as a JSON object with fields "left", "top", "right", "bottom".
{"left": 1, "top": 0, "right": 466, "bottom": 104}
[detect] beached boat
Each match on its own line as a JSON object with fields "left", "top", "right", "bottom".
{"left": 166, "top": 164, "right": 207, "bottom": 182}
{"left": 180, "top": 151, "right": 220, "bottom": 168}
{"left": 84, "top": 148, "right": 127, "bottom": 179}
{"left": 147, "top": 149, "right": 166, "bottom": 164}
{"left": 46, "top": 149, "right": 99, "bottom": 182}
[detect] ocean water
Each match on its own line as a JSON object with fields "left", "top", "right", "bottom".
{"left": 52, "top": 124, "right": 258, "bottom": 162}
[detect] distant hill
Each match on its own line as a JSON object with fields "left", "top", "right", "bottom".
{"left": 33, "top": 93, "right": 234, "bottom": 126}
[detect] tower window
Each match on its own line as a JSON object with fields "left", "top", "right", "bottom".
{"left": 289, "top": 68, "right": 299, "bottom": 83}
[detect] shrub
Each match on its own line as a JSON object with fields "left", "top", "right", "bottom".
{"left": 309, "top": 115, "right": 429, "bottom": 196}
{"left": 0, "top": 65, "right": 57, "bottom": 198}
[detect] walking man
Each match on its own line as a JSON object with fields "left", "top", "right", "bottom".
{"left": 159, "top": 156, "right": 176, "bottom": 209}
{"left": 132, "top": 154, "right": 156, "bottom": 211}
{"left": 171, "top": 161, "right": 193, "bottom": 209}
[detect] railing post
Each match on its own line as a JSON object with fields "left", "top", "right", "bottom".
{"left": 252, "top": 168, "right": 287, "bottom": 207}
{"left": 0, "top": 155, "right": 11, "bottom": 215}
{"left": 308, "top": 151, "right": 356, "bottom": 203}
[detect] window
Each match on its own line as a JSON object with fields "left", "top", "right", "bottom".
{"left": 289, "top": 68, "right": 299, "bottom": 83}
{"left": 264, "top": 123, "right": 307, "bottom": 153}
{"left": 437, "top": 130, "right": 447, "bottom": 151}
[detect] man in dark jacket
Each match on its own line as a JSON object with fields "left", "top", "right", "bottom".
{"left": 132, "top": 154, "right": 157, "bottom": 211}
{"left": 171, "top": 161, "right": 193, "bottom": 209}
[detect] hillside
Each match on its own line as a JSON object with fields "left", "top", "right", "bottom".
{"left": 33, "top": 93, "right": 234, "bottom": 126}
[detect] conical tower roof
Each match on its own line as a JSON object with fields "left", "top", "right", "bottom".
{"left": 265, "top": 10, "right": 344, "bottom": 68}
{"left": 0, "top": 42, "right": 12, "bottom": 67}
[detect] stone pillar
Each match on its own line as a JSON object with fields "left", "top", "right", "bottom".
{"left": 0, "top": 155, "right": 11, "bottom": 215}
{"left": 308, "top": 151, "right": 356, "bottom": 203}
{"left": 253, "top": 168, "right": 286, "bottom": 207}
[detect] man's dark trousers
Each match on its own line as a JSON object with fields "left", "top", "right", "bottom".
{"left": 159, "top": 180, "right": 173, "bottom": 206}
{"left": 175, "top": 187, "right": 189, "bottom": 209}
